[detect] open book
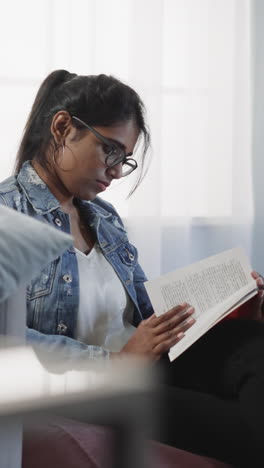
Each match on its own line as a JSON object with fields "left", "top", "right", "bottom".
{"left": 144, "top": 247, "right": 257, "bottom": 362}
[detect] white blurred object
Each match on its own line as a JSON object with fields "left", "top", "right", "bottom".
{"left": 0, "top": 342, "right": 154, "bottom": 416}
{"left": 0, "top": 285, "right": 26, "bottom": 468}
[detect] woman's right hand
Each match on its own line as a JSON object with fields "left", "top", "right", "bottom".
{"left": 119, "top": 303, "right": 195, "bottom": 361}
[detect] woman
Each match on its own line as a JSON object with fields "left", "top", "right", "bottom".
{"left": 1, "top": 70, "right": 264, "bottom": 467}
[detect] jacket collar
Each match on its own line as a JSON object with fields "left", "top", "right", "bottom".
{"left": 17, "top": 161, "right": 111, "bottom": 219}
{"left": 17, "top": 161, "right": 61, "bottom": 214}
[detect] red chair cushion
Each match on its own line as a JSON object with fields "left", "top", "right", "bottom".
{"left": 22, "top": 417, "right": 232, "bottom": 468}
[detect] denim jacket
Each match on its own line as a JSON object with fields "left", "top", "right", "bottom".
{"left": 0, "top": 162, "right": 153, "bottom": 361}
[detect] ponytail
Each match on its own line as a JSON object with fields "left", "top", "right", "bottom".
{"left": 14, "top": 70, "right": 76, "bottom": 173}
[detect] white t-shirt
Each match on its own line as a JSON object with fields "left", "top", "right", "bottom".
{"left": 74, "top": 244, "right": 136, "bottom": 352}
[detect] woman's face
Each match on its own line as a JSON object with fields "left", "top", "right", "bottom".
{"left": 49, "top": 116, "right": 139, "bottom": 201}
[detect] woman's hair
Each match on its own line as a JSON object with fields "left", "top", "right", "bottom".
{"left": 14, "top": 70, "right": 150, "bottom": 194}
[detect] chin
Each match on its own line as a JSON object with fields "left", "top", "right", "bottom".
{"left": 78, "top": 190, "right": 98, "bottom": 201}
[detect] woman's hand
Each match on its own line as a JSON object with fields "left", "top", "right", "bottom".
{"left": 236, "top": 271, "right": 264, "bottom": 321}
{"left": 119, "top": 303, "right": 195, "bottom": 361}
{"left": 250, "top": 271, "right": 264, "bottom": 321}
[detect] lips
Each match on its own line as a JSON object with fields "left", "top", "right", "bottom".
{"left": 96, "top": 180, "right": 110, "bottom": 190}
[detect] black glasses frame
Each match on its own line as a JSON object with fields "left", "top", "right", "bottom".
{"left": 71, "top": 115, "right": 138, "bottom": 176}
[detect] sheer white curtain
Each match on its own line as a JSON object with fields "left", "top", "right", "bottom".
{"left": 0, "top": 0, "right": 255, "bottom": 278}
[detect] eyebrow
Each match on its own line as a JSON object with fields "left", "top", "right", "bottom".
{"left": 72, "top": 116, "right": 127, "bottom": 151}
{"left": 106, "top": 137, "right": 126, "bottom": 150}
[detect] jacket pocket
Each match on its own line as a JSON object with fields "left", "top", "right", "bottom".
{"left": 26, "top": 259, "right": 58, "bottom": 300}
{"left": 117, "top": 243, "right": 138, "bottom": 269}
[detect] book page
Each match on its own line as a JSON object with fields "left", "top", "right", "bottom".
{"left": 144, "top": 247, "right": 257, "bottom": 361}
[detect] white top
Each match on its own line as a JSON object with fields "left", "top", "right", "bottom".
{"left": 75, "top": 244, "right": 136, "bottom": 352}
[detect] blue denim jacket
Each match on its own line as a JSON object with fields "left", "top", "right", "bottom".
{"left": 0, "top": 162, "right": 153, "bottom": 361}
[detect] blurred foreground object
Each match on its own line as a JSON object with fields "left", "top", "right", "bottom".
{"left": 0, "top": 337, "right": 158, "bottom": 468}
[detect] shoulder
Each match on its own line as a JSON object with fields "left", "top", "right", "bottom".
{"left": 0, "top": 175, "right": 21, "bottom": 206}
{"left": 0, "top": 175, "right": 19, "bottom": 193}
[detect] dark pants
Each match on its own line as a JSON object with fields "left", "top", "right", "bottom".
{"left": 157, "top": 319, "right": 264, "bottom": 467}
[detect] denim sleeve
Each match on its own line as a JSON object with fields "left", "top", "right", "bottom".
{"left": 113, "top": 207, "right": 154, "bottom": 322}
{"left": 133, "top": 262, "right": 154, "bottom": 323}
{"left": 26, "top": 327, "right": 110, "bottom": 362}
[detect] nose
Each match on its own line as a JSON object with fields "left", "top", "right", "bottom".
{"left": 106, "top": 162, "right": 123, "bottom": 180}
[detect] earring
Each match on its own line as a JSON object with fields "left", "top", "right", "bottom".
{"left": 52, "top": 145, "right": 58, "bottom": 166}
{"left": 52, "top": 142, "right": 64, "bottom": 166}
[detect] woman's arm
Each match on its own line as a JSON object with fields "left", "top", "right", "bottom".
{"left": 26, "top": 327, "right": 110, "bottom": 362}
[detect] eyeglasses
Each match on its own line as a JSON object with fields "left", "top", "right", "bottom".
{"left": 71, "top": 116, "right": 138, "bottom": 177}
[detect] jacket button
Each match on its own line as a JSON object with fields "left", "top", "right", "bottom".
{"left": 57, "top": 323, "right": 68, "bottom": 334}
{"left": 63, "top": 274, "right": 72, "bottom": 283}
{"left": 55, "top": 218, "right": 62, "bottom": 227}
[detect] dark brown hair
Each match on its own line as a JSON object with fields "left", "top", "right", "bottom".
{"left": 15, "top": 70, "right": 150, "bottom": 194}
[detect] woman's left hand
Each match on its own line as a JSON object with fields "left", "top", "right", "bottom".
{"left": 230, "top": 271, "right": 264, "bottom": 321}
{"left": 249, "top": 271, "right": 264, "bottom": 321}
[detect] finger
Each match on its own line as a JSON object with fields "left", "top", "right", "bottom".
{"left": 256, "top": 277, "right": 264, "bottom": 286}
{"left": 256, "top": 284, "right": 264, "bottom": 297}
{"left": 151, "top": 303, "right": 191, "bottom": 327}
{"left": 154, "top": 306, "right": 195, "bottom": 335}
{"left": 254, "top": 276, "right": 264, "bottom": 297}
{"left": 154, "top": 316, "right": 196, "bottom": 355}
{"left": 250, "top": 271, "right": 264, "bottom": 295}
{"left": 145, "top": 313, "right": 157, "bottom": 322}
{"left": 154, "top": 315, "right": 196, "bottom": 349}
{"left": 174, "top": 315, "right": 196, "bottom": 334}
{"left": 252, "top": 271, "right": 264, "bottom": 282}
{"left": 153, "top": 331, "right": 186, "bottom": 357}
